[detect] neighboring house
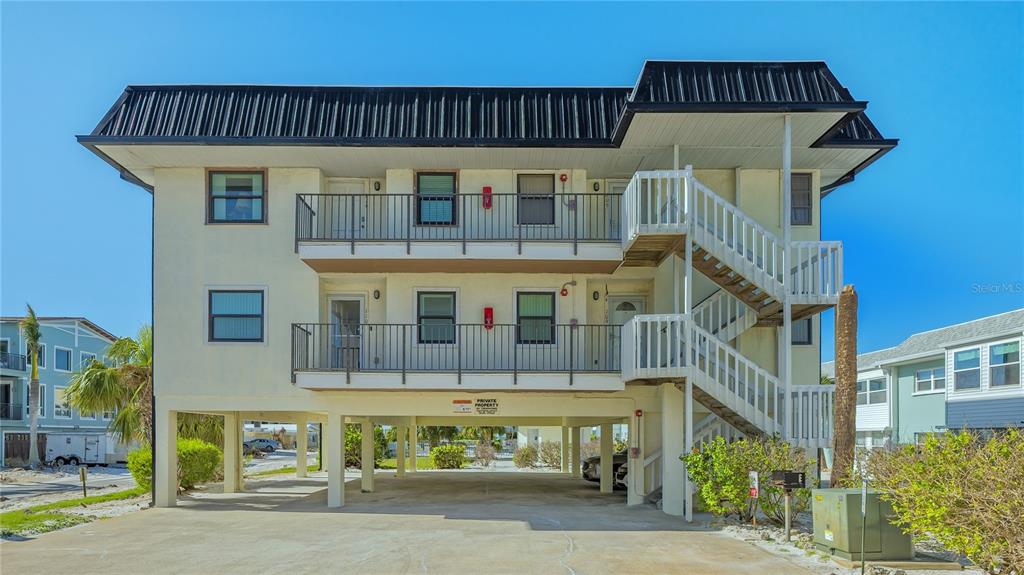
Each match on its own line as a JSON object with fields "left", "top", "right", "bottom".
{"left": 0, "top": 317, "right": 118, "bottom": 465}
{"left": 80, "top": 60, "right": 896, "bottom": 518}
{"left": 822, "top": 309, "right": 1024, "bottom": 448}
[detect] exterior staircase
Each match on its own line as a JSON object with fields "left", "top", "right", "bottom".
{"left": 619, "top": 169, "right": 836, "bottom": 449}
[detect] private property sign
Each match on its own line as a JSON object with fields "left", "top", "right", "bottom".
{"left": 452, "top": 398, "right": 499, "bottom": 415}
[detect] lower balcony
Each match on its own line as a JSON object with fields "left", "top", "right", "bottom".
{"left": 291, "top": 323, "right": 624, "bottom": 391}
{"left": 1, "top": 352, "right": 27, "bottom": 373}
{"left": 1, "top": 403, "right": 25, "bottom": 421}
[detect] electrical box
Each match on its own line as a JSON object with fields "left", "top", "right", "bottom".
{"left": 811, "top": 488, "right": 913, "bottom": 561}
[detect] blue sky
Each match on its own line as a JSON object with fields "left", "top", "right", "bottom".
{"left": 2, "top": 2, "right": 1022, "bottom": 359}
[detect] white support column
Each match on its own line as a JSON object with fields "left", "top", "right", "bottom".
{"left": 236, "top": 417, "right": 244, "bottom": 491}
{"left": 560, "top": 427, "right": 570, "bottom": 473}
{"left": 223, "top": 412, "right": 239, "bottom": 493}
{"left": 627, "top": 412, "right": 643, "bottom": 506}
{"left": 661, "top": 383, "right": 685, "bottom": 516}
{"left": 396, "top": 425, "right": 406, "bottom": 477}
{"left": 782, "top": 113, "right": 793, "bottom": 441}
{"left": 684, "top": 381, "right": 694, "bottom": 522}
{"left": 295, "top": 415, "right": 308, "bottom": 478}
{"left": 570, "top": 427, "right": 582, "bottom": 478}
{"left": 599, "top": 423, "right": 614, "bottom": 494}
{"left": 154, "top": 408, "right": 177, "bottom": 508}
{"left": 361, "top": 420, "right": 375, "bottom": 493}
{"left": 326, "top": 412, "right": 344, "bottom": 508}
{"left": 408, "top": 419, "right": 417, "bottom": 473}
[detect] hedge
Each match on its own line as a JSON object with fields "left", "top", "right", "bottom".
{"left": 127, "top": 438, "right": 222, "bottom": 490}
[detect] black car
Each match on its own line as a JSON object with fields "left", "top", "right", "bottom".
{"left": 581, "top": 450, "right": 627, "bottom": 486}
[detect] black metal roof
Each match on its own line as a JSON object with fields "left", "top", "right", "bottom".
{"left": 79, "top": 60, "right": 896, "bottom": 191}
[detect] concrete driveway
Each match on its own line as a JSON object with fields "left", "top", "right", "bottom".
{"left": 0, "top": 472, "right": 815, "bottom": 574}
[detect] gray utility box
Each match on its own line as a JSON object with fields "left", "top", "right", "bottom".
{"left": 811, "top": 488, "right": 914, "bottom": 561}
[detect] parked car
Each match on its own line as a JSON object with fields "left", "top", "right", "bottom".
{"left": 615, "top": 462, "right": 629, "bottom": 489}
{"left": 245, "top": 438, "right": 281, "bottom": 453}
{"left": 581, "top": 450, "right": 627, "bottom": 487}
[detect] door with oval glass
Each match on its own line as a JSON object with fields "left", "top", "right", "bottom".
{"left": 608, "top": 296, "right": 645, "bottom": 370}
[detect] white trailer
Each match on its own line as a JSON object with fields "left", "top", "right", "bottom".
{"left": 45, "top": 432, "right": 122, "bottom": 466}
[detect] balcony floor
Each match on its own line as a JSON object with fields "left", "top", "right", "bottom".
{"left": 295, "top": 371, "right": 624, "bottom": 391}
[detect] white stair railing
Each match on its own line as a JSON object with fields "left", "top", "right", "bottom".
{"left": 789, "top": 384, "right": 835, "bottom": 449}
{"left": 621, "top": 314, "right": 687, "bottom": 380}
{"left": 622, "top": 170, "right": 689, "bottom": 245}
{"left": 693, "top": 290, "right": 757, "bottom": 343}
{"left": 790, "top": 241, "right": 843, "bottom": 302}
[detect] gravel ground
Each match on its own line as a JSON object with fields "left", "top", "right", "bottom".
{"left": 710, "top": 513, "right": 984, "bottom": 575}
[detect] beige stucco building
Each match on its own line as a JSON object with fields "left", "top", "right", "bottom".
{"left": 80, "top": 60, "right": 895, "bottom": 518}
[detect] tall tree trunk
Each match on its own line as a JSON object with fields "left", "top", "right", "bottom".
{"left": 831, "top": 284, "right": 858, "bottom": 487}
{"left": 28, "top": 377, "right": 40, "bottom": 467}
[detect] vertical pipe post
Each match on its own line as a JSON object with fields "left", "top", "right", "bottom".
{"left": 361, "top": 420, "right": 375, "bottom": 493}
{"left": 684, "top": 380, "right": 694, "bottom": 522}
{"left": 296, "top": 414, "right": 308, "bottom": 478}
{"left": 782, "top": 114, "right": 793, "bottom": 441}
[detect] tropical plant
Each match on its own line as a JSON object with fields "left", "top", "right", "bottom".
{"left": 419, "top": 426, "right": 457, "bottom": 450}
{"left": 19, "top": 305, "right": 42, "bottom": 467}
{"left": 866, "top": 430, "right": 1024, "bottom": 574}
{"left": 832, "top": 284, "right": 858, "bottom": 487}
{"left": 344, "top": 424, "right": 387, "bottom": 468}
{"left": 126, "top": 438, "right": 222, "bottom": 490}
{"left": 683, "top": 435, "right": 816, "bottom": 525}
{"left": 430, "top": 444, "right": 466, "bottom": 469}
{"left": 65, "top": 325, "right": 221, "bottom": 445}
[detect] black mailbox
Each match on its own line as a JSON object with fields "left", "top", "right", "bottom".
{"left": 771, "top": 470, "right": 805, "bottom": 490}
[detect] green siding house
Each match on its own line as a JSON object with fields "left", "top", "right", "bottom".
{"left": 823, "top": 308, "right": 1024, "bottom": 447}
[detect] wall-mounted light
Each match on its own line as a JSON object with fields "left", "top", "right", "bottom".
{"left": 593, "top": 182, "right": 600, "bottom": 192}
{"left": 373, "top": 289, "right": 380, "bottom": 300}
{"left": 592, "top": 291, "right": 600, "bottom": 301}
{"left": 373, "top": 181, "right": 381, "bottom": 192}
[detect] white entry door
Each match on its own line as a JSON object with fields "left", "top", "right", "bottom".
{"left": 329, "top": 297, "right": 364, "bottom": 370}
{"left": 608, "top": 296, "right": 646, "bottom": 370}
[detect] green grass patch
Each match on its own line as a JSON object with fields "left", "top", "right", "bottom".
{"left": 378, "top": 456, "right": 461, "bottom": 470}
{"left": 249, "top": 463, "right": 320, "bottom": 477}
{"left": 1, "top": 486, "right": 148, "bottom": 538}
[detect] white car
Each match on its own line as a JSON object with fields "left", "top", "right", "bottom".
{"left": 245, "top": 438, "right": 281, "bottom": 453}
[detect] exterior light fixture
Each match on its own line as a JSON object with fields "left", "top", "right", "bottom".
{"left": 373, "top": 181, "right": 381, "bottom": 191}
{"left": 593, "top": 182, "right": 600, "bottom": 192}
{"left": 592, "top": 291, "right": 600, "bottom": 301}
{"left": 373, "top": 290, "right": 380, "bottom": 300}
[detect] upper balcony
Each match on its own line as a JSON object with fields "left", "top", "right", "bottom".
{"left": 294, "top": 192, "right": 624, "bottom": 273}
{"left": 1, "top": 352, "right": 27, "bottom": 373}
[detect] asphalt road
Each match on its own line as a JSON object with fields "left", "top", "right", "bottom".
{"left": 0, "top": 466, "right": 137, "bottom": 500}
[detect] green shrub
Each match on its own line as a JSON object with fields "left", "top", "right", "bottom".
{"left": 538, "top": 440, "right": 562, "bottom": 468}
{"left": 126, "top": 438, "right": 222, "bottom": 490}
{"left": 430, "top": 444, "right": 466, "bottom": 469}
{"left": 513, "top": 445, "right": 538, "bottom": 468}
{"left": 614, "top": 439, "right": 628, "bottom": 453}
{"left": 866, "top": 429, "right": 1024, "bottom": 574}
{"left": 683, "top": 436, "right": 815, "bottom": 525}
{"left": 344, "top": 424, "right": 388, "bottom": 468}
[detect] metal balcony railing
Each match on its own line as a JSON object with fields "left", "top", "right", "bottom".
{"left": 0, "top": 352, "right": 26, "bottom": 371}
{"left": 292, "top": 323, "right": 622, "bottom": 384}
{"left": 295, "top": 193, "right": 622, "bottom": 253}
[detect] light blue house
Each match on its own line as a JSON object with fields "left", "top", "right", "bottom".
{"left": 1, "top": 316, "right": 118, "bottom": 465}
{"left": 823, "top": 308, "right": 1024, "bottom": 448}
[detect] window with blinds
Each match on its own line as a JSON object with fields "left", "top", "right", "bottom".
{"left": 416, "top": 173, "right": 456, "bottom": 225}
{"left": 208, "top": 290, "right": 265, "bottom": 342}
{"left": 516, "top": 292, "right": 555, "bottom": 344}
{"left": 517, "top": 174, "right": 555, "bottom": 225}
{"left": 791, "top": 317, "right": 812, "bottom": 345}
{"left": 791, "top": 173, "right": 812, "bottom": 226}
{"left": 208, "top": 171, "right": 266, "bottom": 223}
{"left": 417, "top": 292, "right": 456, "bottom": 344}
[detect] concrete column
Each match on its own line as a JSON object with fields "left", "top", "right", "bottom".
{"left": 236, "top": 418, "right": 244, "bottom": 491}
{"left": 627, "top": 413, "right": 643, "bottom": 506}
{"left": 570, "top": 427, "right": 582, "bottom": 478}
{"left": 154, "top": 408, "right": 177, "bottom": 508}
{"left": 599, "top": 423, "right": 614, "bottom": 494}
{"left": 661, "top": 383, "right": 685, "bottom": 516}
{"left": 296, "top": 415, "right": 308, "bottom": 478}
{"left": 408, "top": 421, "right": 417, "bottom": 473}
{"left": 684, "top": 381, "right": 694, "bottom": 522}
{"left": 327, "top": 412, "right": 344, "bottom": 508}
{"left": 396, "top": 425, "right": 406, "bottom": 477}
{"left": 560, "top": 427, "right": 570, "bottom": 473}
{"left": 223, "top": 412, "right": 239, "bottom": 493}
{"left": 361, "top": 420, "right": 375, "bottom": 493}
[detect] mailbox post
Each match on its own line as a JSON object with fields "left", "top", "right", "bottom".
{"left": 771, "top": 470, "right": 806, "bottom": 542}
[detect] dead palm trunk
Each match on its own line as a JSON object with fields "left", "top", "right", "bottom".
{"left": 831, "top": 285, "right": 858, "bottom": 487}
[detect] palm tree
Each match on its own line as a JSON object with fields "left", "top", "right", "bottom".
{"left": 19, "top": 305, "right": 42, "bottom": 467}
{"left": 831, "top": 285, "right": 858, "bottom": 487}
{"left": 419, "top": 426, "right": 457, "bottom": 450}
{"left": 65, "top": 325, "right": 221, "bottom": 446}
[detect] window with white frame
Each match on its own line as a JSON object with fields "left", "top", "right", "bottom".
{"left": 517, "top": 174, "right": 555, "bottom": 225}
{"left": 989, "top": 341, "right": 1020, "bottom": 388}
{"left": 953, "top": 348, "right": 981, "bottom": 390}
{"left": 516, "top": 292, "right": 556, "bottom": 344}
{"left": 791, "top": 173, "right": 813, "bottom": 226}
{"left": 792, "top": 317, "right": 812, "bottom": 345}
{"left": 53, "top": 387, "right": 71, "bottom": 418}
{"left": 80, "top": 351, "right": 97, "bottom": 369}
{"left": 856, "top": 378, "right": 886, "bottom": 405}
{"left": 54, "top": 347, "right": 72, "bottom": 372}
{"left": 28, "top": 343, "right": 46, "bottom": 368}
{"left": 416, "top": 291, "right": 456, "bottom": 344}
{"left": 25, "top": 382, "right": 44, "bottom": 416}
{"left": 103, "top": 407, "right": 115, "bottom": 420}
{"left": 915, "top": 367, "right": 946, "bottom": 393}
{"left": 856, "top": 430, "right": 886, "bottom": 448}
